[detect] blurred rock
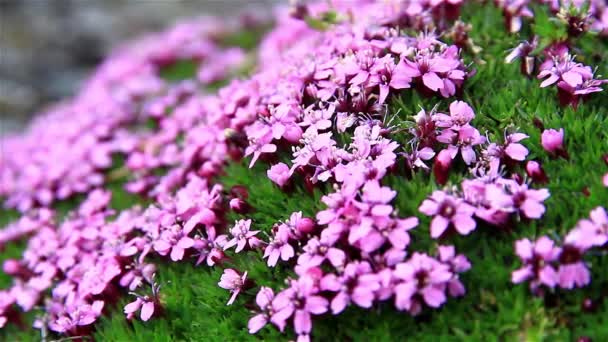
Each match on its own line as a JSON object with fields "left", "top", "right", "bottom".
{"left": 0, "top": 0, "right": 276, "bottom": 136}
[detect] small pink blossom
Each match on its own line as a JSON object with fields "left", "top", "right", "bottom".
{"left": 511, "top": 237, "right": 560, "bottom": 290}
{"left": 248, "top": 287, "right": 275, "bottom": 334}
{"left": 264, "top": 224, "right": 296, "bottom": 267}
{"left": 541, "top": 128, "right": 565, "bottom": 156}
{"left": 419, "top": 191, "right": 477, "bottom": 238}
{"left": 224, "top": 219, "right": 262, "bottom": 253}
{"left": 525, "top": 160, "right": 548, "bottom": 184}
{"left": 218, "top": 268, "right": 248, "bottom": 305}
{"left": 267, "top": 163, "right": 292, "bottom": 187}
{"left": 393, "top": 253, "right": 453, "bottom": 315}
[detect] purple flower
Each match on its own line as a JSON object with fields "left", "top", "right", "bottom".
{"left": 437, "top": 125, "right": 485, "bottom": 165}
{"left": 437, "top": 245, "right": 471, "bottom": 297}
{"left": 224, "top": 219, "right": 262, "bottom": 253}
{"left": 393, "top": 253, "right": 453, "bottom": 315}
{"left": 511, "top": 237, "right": 560, "bottom": 290}
{"left": 541, "top": 128, "right": 565, "bottom": 156}
{"left": 248, "top": 287, "right": 275, "bottom": 334}
{"left": 267, "top": 163, "right": 291, "bottom": 187}
{"left": 419, "top": 191, "right": 477, "bottom": 238}
{"left": 368, "top": 56, "right": 412, "bottom": 103}
{"left": 558, "top": 229, "right": 593, "bottom": 289}
{"left": 125, "top": 297, "right": 156, "bottom": 322}
{"left": 298, "top": 235, "right": 346, "bottom": 269}
{"left": 119, "top": 261, "right": 156, "bottom": 291}
{"left": 401, "top": 55, "right": 461, "bottom": 95}
{"left": 525, "top": 160, "right": 548, "bottom": 184}
{"left": 500, "top": 180, "right": 550, "bottom": 219}
{"left": 271, "top": 273, "right": 328, "bottom": 340}
{"left": 218, "top": 268, "right": 248, "bottom": 305}
{"left": 264, "top": 224, "right": 295, "bottom": 267}
{"left": 320, "top": 261, "right": 380, "bottom": 314}
{"left": 503, "top": 132, "right": 529, "bottom": 161}
{"left": 575, "top": 207, "right": 608, "bottom": 247}
{"left": 153, "top": 225, "right": 195, "bottom": 261}
{"left": 50, "top": 300, "right": 105, "bottom": 333}
{"left": 433, "top": 100, "right": 475, "bottom": 129}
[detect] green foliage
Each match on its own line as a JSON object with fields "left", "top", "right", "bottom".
{"left": 2, "top": 3, "right": 608, "bottom": 341}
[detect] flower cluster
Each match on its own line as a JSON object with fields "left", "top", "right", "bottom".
{"left": 512, "top": 206, "right": 608, "bottom": 292}
{"left": 495, "top": 0, "right": 608, "bottom": 35}
{"left": 250, "top": 246, "right": 470, "bottom": 341}
{"left": 0, "top": 17, "right": 256, "bottom": 212}
{"left": 537, "top": 51, "right": 606, "bottom": 107}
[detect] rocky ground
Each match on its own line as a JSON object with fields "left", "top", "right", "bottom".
{"left": 0, "top": 0, "right": 274, "bottom": 136}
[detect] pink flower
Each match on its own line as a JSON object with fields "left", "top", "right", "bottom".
{"left": 192, "top": 227, "right": 226, "bottom": 267}
{"left": 267, "top": 163, "right": 291, "bottom": 187}
{"left": 119, "top": 262, "right": 156, "bottom": 291}
{"left": 393, "top": 253, "right": 453, "bottom": 314}
{"left": 298, "top": 235, "right": 345, "bottom": 269}
{"left": 525, "top": 161, "right": 548, "bottom": 184}
{"left": 124, "top": 281, "right": 162, "bottom": 321}
{"left": 437, "top": 245, "right": 471, "bottom": 297}
{"left": 218, "top": 268, "right": 248, "bottom": 305}
{"left": 368, "top": 56, "right": 412, "bottom": 103}
{"left": 501, "top": 180, "right": 550, "bottom": 219}
{"left": 248, "top": 287, "right": 275, "bottom": 334}
{"left": 433, "top": 101, "right": 475, "bottom": 129}
{"left": 575, "top": 207, "right": 608, "bottom": 247}
{"left": 224, "top": 219, "right": 262, "bottom": 253}
{"left": 125, "top": 297, "right": 156, "bottom": 321}
{"left": 401, "top": 55, "right": 461, "bottom": 95}
{"left": 541, "top": 128, "right": 565, "bottom": 156}
{"left": 503, "top": 132, "right": 529, "bottom": 161}
{"left": 419, "top": 191, "right": 477, "bottom": 238}
{"left": 433, "top": 149, "right": 453, "bottom": 185}
{"left": 264, "top": 224, "right": 295, "bottom": 267}
{"left": 50, "top": 300, "right": 105, "bottom": 333}
{"left": 271, "top": 273, "right": 328, "bottom": 340}
{"left": 558, "top": 229, "right": 593, "bottom": 289}
{"left": 320, "top": 261, "right": 380, "bottom": 314}
{"left": 437, "top": 125, "right": 485, "bottom": 165}
{"left": 511, "top": 237, "right": 560, "bottom": 290}
{"left": 153, "top": 225, "right": 195, "bottom": 261}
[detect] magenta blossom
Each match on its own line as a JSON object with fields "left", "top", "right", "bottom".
{"left": 575, "top": 207, "right": 608, "bottom": 247}
{"left": 267, "top": 163, "right": 291, "bottom": 187}
{"left": 437, "top": 125, "right": 485, "bottom": 165}
{"left": 224, "top": 219, "right": 262, "bottom": 253}
{"left": 153, "top": 225, "right": 195, "bottom": 261}
{"left": 499, "top": 180, "right": 550, "bottom": 219}
{"left": 525, "top": 160, "right": 548, "bottom": 184}
{"left": 124, "top": 281, "right": 162, "bottom": 321}
{"left": 541, "top": 128, "right": 566, "bottom": 156}
{"left": 437, "top": 245, "right": 471, "bottom": 297}
{"left": 248, "top": 287, "right": 275, "bottom": 334}
{"left": 218, "top": 268, "right": 248, "bottom": 305}
{"left": 264, "top": 224, "right": 295, "bottom": 267}
{"left": 50, "top": 301, "right": 105, "bottom": 333}
{"left": 271, "top": 272, "right": 328, "bottom": 341}
{"left": 558, "top": 228, "right": 593, "bottom": 289}
{"left": 432, "top": 100, "right": 475, "bottom": 129}
{"left": 419, "top": 191, "right": 477, "bottom": 238}
{"left": 511, "top": 237, "right": 560, "bottom": 290}
{"left": 393, "top": 253, "right": 453, "bottom": 315}
{"left": 503, "top": 132, "right": 529, "bottom": 161}
{"left": 320, "top": 261, "right": 381, "bottom": 314}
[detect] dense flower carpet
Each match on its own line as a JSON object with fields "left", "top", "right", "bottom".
{"left": 0, "top": 1, "right": 607, "bottom": 340}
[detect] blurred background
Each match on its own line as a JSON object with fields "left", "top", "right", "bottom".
{"left": 0, "top": 0, "right": 275, "bottom": 135}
